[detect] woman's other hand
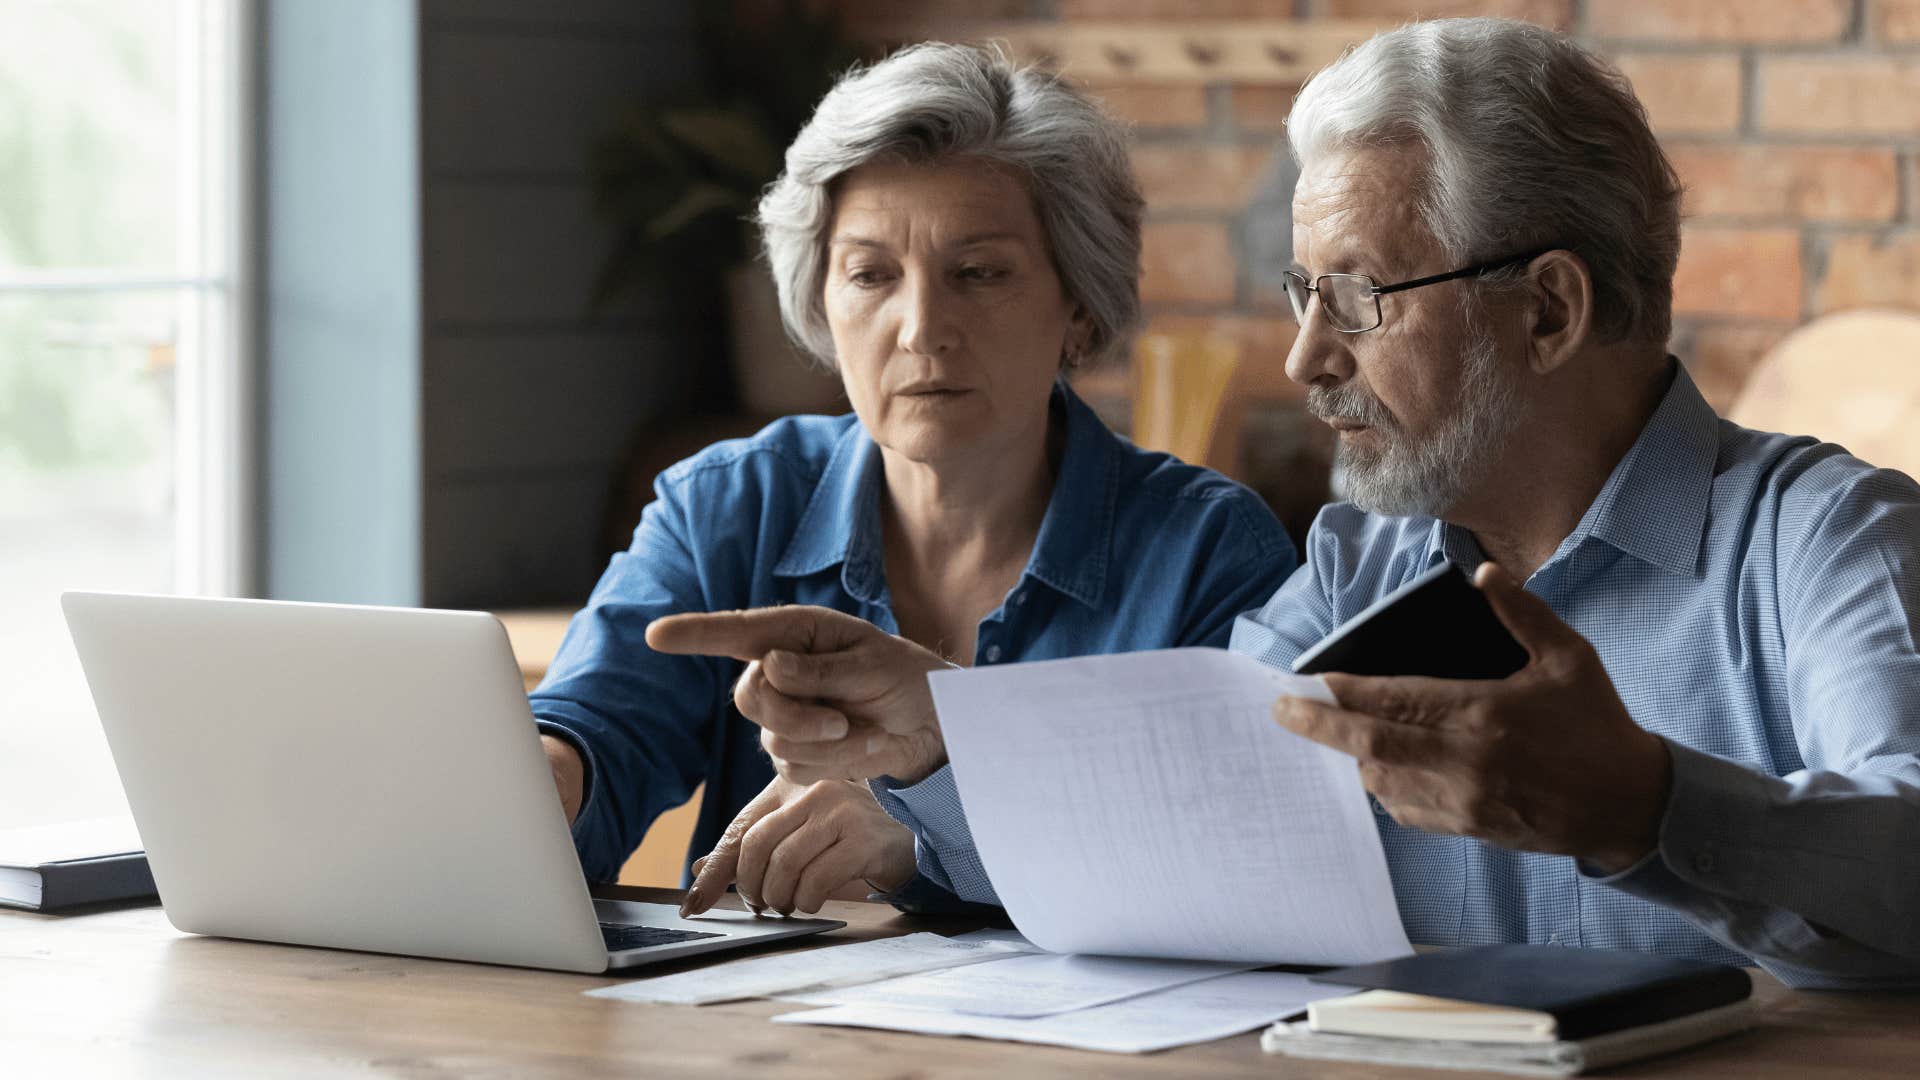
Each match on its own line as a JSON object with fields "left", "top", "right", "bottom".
{"left": 679, "top": 775, "right": 915, "bottom": 917}
{"left": 647, "top": 605, "right": 952, "bottom": 784}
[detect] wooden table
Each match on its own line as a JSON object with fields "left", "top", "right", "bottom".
{"left": 3, "top": 886, "right": 1915, "bottom": 1078}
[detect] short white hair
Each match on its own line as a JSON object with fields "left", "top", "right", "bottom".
{"left": 756, "top": 42, "right": 1144, "bottom": 370}
{"left": 1288, "top": 18, "right": 1682, "bottom": 344}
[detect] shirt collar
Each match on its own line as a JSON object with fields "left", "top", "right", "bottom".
{"left": 1580, "top": 360, "right": 1719, "bottom": 576}
{"left": 773, "top": 381, "right": 1120, "bottom": 609}
{"left": 772, "top": 418, "right": 884, "bottom": 595}
{"left": 1023, "top": 381, "right": 1120, "bottom": 609}
{"left": 1425, "top": 359, "right": 1719, "bottom": 578}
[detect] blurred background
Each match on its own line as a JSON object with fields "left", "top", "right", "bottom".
{"left": 4, "top": 1, "right": 1914, "bottom": 864}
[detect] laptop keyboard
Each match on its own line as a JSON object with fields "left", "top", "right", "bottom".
{"left": 599, "top": 922, "right": 726, "bottom": 952}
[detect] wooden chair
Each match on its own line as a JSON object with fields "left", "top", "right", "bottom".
{"left": 1130, "top": 332, "right": 1247, "bottom": 474}
{"left": 1729, "top": 309, "right": 1920, "bottom": 479}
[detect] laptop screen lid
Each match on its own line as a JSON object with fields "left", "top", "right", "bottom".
{"left": 61, "top": 592, "right": 610, "bottom": 973}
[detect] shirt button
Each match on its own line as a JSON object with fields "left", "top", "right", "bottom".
{"left": 1014, "top": 591, "right": 1028, "bottom": 606}
{"left": 1693, "top": 850, "right": 1716, "bottom": 875}
{"left": 984, "top": 645, "right": 1002, "bottom": 663}
{"left": 1549, "top": 934, "right": 1563, "bottom": 946}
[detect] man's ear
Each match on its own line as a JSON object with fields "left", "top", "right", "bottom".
{"left": 1522, "top": 250, "right": 1594, "bottom": 376}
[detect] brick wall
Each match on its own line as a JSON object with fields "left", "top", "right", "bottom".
{"left": 832, "top": 0, "right": 1918, "bottom": 537}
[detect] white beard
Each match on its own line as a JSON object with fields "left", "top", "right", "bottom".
{"left": 1313, "top": 324, "right": 1522, "bottom": 519}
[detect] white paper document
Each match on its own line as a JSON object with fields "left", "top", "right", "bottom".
{"left": 928, "top": 646, "right": 1413, "bottom": 965}
{"left": 584, "top": 932, "right": 1032, "bottom": 1006}
{"left": 775, "top": 970, "right": 1353, "bottom": 1054}
{"left": 779, "top": 951, "right": 1256, "bottom": 1018}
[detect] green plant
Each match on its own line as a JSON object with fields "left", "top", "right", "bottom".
{"left": 587, "top": 1, "right": 864, "bottom": 310}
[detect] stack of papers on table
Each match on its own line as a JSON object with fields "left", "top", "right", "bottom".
{"left": 594, "top": 927, "right": 1357, "bottom": 1053}
{"left": 774, "top": 958, "right": 1352, "bottom": 1054}
{"left": 777, "top": 946, "right": 1261, "bottom": 1016}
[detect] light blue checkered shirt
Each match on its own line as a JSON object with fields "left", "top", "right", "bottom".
{"left": 875, "top": 365, "right": 1920, "bottom": 989}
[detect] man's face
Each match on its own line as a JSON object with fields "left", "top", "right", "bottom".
{"left": 1286, "top": 145, "right": 1525, "bottom": 518}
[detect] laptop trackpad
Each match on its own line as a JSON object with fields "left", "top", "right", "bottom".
{"left": 592, "top": 898, "right": 800, "bottom": 938}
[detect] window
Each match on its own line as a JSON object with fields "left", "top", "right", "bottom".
{"left": 0, "top": 0, "right": 250, "bottom": 828}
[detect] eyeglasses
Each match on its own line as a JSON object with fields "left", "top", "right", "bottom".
{"left": 1280, "top": 249, "right": 1550, "bottom": 334}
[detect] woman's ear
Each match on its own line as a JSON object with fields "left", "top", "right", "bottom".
{"left": 1523, "top": 250, "right": 1594, "bottom": 376}
{"left": 1065, "top": 304, "right": 1096, "bottom": 366}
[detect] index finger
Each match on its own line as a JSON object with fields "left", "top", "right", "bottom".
{"left": 681, "top": 831, "right": 743, "bottom": 917}
{"left": 760, "top": 646, "right": 898, "bottom": 704}
{"left": 646, "top": 605, "right": 870, "bottom": 661}
{"left": 681, "top": 782, "right": 785, "bottom": 916}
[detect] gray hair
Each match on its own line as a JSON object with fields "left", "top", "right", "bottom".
{"left": 756, "top": 42, "right": 1144, "bottom": 370}
{"left": 1287, "top": 18, "right": 1681, "bottom": 345}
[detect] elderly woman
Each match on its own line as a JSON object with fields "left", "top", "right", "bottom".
{"left": 536, "top": 42, "right": 1295, "bottom": 916}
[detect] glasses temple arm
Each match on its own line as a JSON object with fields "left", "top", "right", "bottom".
{"left": 1372, "top": 248, "right": 1555, "bottom": 296}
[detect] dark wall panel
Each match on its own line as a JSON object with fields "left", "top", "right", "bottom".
{"left": 417, "top": 1, "right": 714, "bottom": 607}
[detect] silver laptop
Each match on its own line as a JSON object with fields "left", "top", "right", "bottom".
{"left": 60, "top": 591, "right": 842, "bottom": 973}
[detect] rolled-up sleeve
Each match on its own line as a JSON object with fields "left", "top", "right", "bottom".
{"left": 531, "top": 476, "right": 728, "bottom": 882}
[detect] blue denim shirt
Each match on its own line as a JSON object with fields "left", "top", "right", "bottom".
{"left": 530, "top": 382, "right": 1297, "bottom": 885}
{"left": 888, "top": 366, "right": 1920, "bottom": 989}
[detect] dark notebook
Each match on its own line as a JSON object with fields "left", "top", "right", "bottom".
{"left": 1311, "top": 944, "right": 1754, "bottom": 1042}
{"left": 1291, "top": 562, "right": 1529, "bottom": 680}
{"left": 0, "top": 818, "right": 159, "bottom": 912}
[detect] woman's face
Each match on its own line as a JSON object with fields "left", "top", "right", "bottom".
{"left": 823, "top": 157, "right": 1087, "bottom": 467}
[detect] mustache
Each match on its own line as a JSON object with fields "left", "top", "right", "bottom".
{"left": 1307, "top": 382, "right": 1396, "bottom": 429}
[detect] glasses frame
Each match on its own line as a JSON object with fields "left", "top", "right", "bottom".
{"left": 1282, "top": 248, "right": 1553, "bottom": 334}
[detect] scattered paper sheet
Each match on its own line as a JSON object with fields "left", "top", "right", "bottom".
{"left": 779, "top": 951, "right": 1257, "bottom": 1018}
{"left": 928, "top": 646, "right": 1413, "bottom": 965}
{"left": 584, "top": 932, "right": 1033, "bottom": 1006}
{"left": 775, "top": 970, "right": 1354, "bottom": 1053}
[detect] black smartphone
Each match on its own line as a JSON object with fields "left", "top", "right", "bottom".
{"left": 1290, "top": 562, "right": 1528, "bottom": 680}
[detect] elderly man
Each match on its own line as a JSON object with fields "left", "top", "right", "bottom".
{"left": 649, "top": 17, "right": 1920, "bottom": 989}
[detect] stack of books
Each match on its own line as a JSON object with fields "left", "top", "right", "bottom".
{"left": 1263, "top": 944, "right": 1756, "bottom": 1077}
